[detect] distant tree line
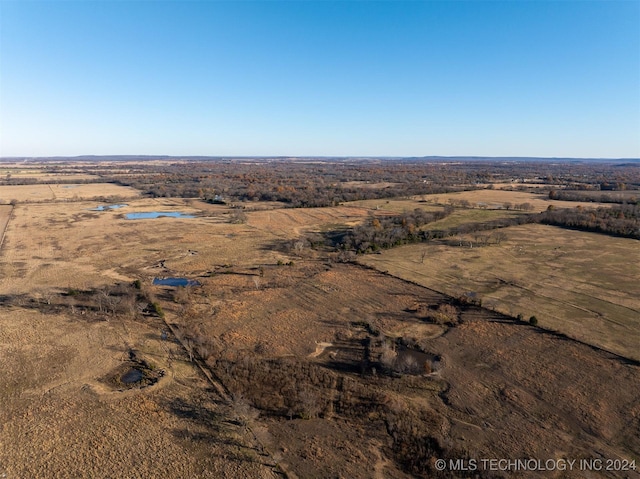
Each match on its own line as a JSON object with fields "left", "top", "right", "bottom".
{"left": 108, "top": 162, "right": 481, "bottom": 206}
{"left": 548, "top": 189, "right": 639, "bottom": 205}
{"left": 102, "top": 160, "right": 640, "bottom": 207}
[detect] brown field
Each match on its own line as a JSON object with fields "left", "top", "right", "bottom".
{"left": 0, "top": 199, "right": 382, "bottom": 295}
{"left": 420, "top": 188, "right": 611, "bottom": 212}
{"left": 344, "top": 188, "right": 613, "bottom": 214}
{"left": 0, "top": 183, "right": 141, "bottom": 203}
{"left": 421, "top": 207, "right": 524, "bottom": 230}
{"left": 359, "top": 224, "right": 640, "bottom": 361}
{"left": 0, "top": 168, "right": 98, "bottom": 181}
{"left": 0, "top": 205, "right": 11, "bottom": 243}
{"left": 0, "top": 308, "right": 277, "bottom": 479}
{"left": 163, "top": 261, "right": 640, "bottom": 478}
{"left": 344, "top": 197, "right": 442, "bottom": 213}
{"left": 1, "top": 173, "right": 639, "bottom": 478}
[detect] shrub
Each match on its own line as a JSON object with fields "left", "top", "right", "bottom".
{"left": 150, "top": 302, "right": 165, "bottom": 318}
{"left": 529, "top": 316, "right": 538, "bottom": 326}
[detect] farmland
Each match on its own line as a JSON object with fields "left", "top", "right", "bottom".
{"left": 359, "top": 224, "right": 640, "bottom": 361}
{"left": 0, "top": 158, "right": 638, "bottom": 478}
{"left": 0, "top": 183, "right": 140, "bottom": 203}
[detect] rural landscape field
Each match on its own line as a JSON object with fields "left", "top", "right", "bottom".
{"left": 0, "top": 157, "right": 638, "bottom": 478}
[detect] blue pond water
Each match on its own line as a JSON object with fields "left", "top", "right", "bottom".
{"left": 90, "top": 204, "right": 128, "bottom": 211}
{"left": 125, "top": 211, "right": 195, "bottom": 220}
{"left": 153, "top": 277, "right": 200, "bottom": 287}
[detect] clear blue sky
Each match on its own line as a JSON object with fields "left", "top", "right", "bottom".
{"left": 1, "top": 0, "right": 638, "bottom": 158}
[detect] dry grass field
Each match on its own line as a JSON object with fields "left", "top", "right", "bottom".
{"left": 162, "top": 261, "right": 640, "bottom": 478}
{"left": 0, "top": 197, "right": 291, "bottom": 479}
{"left": 421, "top": 188, "right": 611, "bottom": 212}
{"left": 0, "top": 183, "right": 141, "bottom": 203}
{"left": 359, "top": 224, "right": 640, "bottom": 361}
{"left": 0, "top": 205, "right": 11, "bottom": 242}
{"left": 1, "top": 170, "right": 638, "bottom": 478}
{"left": 0, "top": 168, "right": 98, "bottom": 181}
{"left": 345, "top": 188, "right": 611, "bottom": 214}
{"left": 0, "top": 308, "right": 277, "bottom": 479}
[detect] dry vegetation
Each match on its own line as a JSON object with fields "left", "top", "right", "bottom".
{"left": 0, "top": 182, "right": 140, "bottom": 203}
{"left": 0, "top": 158, "right": 638, "bottom": 478}
{"left": 359, "top": 224, "right": 640, "bottom": 361}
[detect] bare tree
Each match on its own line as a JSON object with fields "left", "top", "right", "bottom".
{"left": 297, "top": 386, "right": 321, "bottom": 419}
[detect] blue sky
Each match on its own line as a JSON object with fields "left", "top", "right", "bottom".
{"left": 1, "top": 1, "right": 638, "bottom": 158}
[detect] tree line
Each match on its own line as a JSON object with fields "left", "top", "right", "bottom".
{"left": 548, "top": 189, "right": 639, "bottom": 205}
{"left": 330, "top": 204, "right": 639, "bottom": 254}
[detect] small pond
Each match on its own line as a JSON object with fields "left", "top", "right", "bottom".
{"left": 90, "top": 204, "right": 128, "bottom": 211}
{"left": 120, "top": 368, "right": 144, "bottom": 384}
{"left": 125, "top": 211, "right": 195, "bottom": 220}
{"left": 153, "top": 277, "right": 200, "bottom": 287}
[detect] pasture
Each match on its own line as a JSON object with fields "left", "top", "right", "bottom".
{"left": 0, "top": 183, "right": 141, "bottom": 203}
{"left": 359, "top": 224, "right": 640, "bottom": 360}
{"left": 0, "top": 164, "right": 638, "bottom": 478}
{"left": 421, "top": 188, "right": 611, "bottom": 212}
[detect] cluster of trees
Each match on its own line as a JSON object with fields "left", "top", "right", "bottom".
{"left": 339, "top": 207, "right": 454, "bottom": 253}
{"left": 202, "top": 351, "right": 476, "bottom": 477}
{"left": 13, "top": 281, "right": 162, "bottom": 320}
{"left": 549, "top": 189, "right": 638, "bottom": 204}
{"left": 538, "top": 204, "right": 640, "bottom": 239}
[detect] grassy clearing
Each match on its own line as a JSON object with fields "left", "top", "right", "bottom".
{"left": 422, "top": 207, "right": 524, "bottom": 230}
{"left": 359, "top": 224, "right": 640, "bottom": 361}
{"left": 0, "top": 169, "right": 98, "bottom": 181}
{"left": 0, "top": 183, "right": 140, "bottom": 203}
{"left": 343, "top": 197, "right": 441, "bottom": 213}
{"left": 420, "top": 189, "right": 612, "bottom": 212}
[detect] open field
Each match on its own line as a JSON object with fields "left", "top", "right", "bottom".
{"left": 0, "top": 198, "right": 380, "bottom": 295}
{"left": 0, "top": 183, "right": 141, "bottom": 203}
{"left": 345, "top": 188, "right": 613, "bottom": 213}
{"left": 419, "top": 207, "right": 524, "bottom": 230}
{"left": 345, "top": 197, "right": 443, "bottom": 213}
{"left": 0, "top": 169, "right": 98, "bottom": 181}
{"left": 359, "top": 224, "right": 640, "bottom": 361}
{"left": 162, "top": 261, "right": 640, "bottom": 478}
{"left": 421, "top": 188, "right": 612, "bottom": 212}
{"left": 0, "top": 308, "right": 277, "bottom": 479}
{"left": 1, "top": 162, "right": 639, "bottom": 478}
